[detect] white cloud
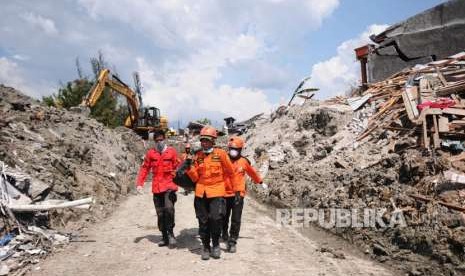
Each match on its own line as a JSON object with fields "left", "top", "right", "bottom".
{"left": 0, "top": 57, "right": 33, "bottom": 94}
{"left": 136, "top": 34, "right": 274, "bottom": 123}
{"left": 20, "top": 12, "right": 58, "bottom": 36}
{"left": 306, "top": 0, "right": 339, "bottom": 25}
{"left": 0, "top": 0, "right": 341, "bottom": 123}
{"left": 76, "top": 0, "right": 339, "bottom": 50}
{"left": 308, "top": 24, "right": 389, "bottom": 99}
{"left": 72, "top": 0, "right": 339, "bottom": 122}
{"left": 12, "top": 54, "right": 30, "bottom": 61}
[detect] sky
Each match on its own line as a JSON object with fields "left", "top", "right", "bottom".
{"left": 0, "top": 0, "right": 445, "bottom": 127}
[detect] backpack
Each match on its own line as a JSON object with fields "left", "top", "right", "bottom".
{"left": 173, "top": 160, "right": 195, "bottom": 190}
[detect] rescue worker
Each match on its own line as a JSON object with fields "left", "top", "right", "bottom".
{"left": 186, "top": 126, "right": 239, "bottom": 260}
{"left": 180, "top": 143, "right": 191, "bottom": 162}
{"left": 179, "top": 143, "right": 193, "bottom": 195}
{"left": 136, "top": 129, "right": 179, "bottom": 248}
{"left": 222, "top": 136, "right": 267, "bottom": 253}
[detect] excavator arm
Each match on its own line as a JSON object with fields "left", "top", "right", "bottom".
{"left": 80, "top": 68, "right": 168, "bottom": 139}
{"left": 81, "top": 69, "right": 140, "bottom": 128}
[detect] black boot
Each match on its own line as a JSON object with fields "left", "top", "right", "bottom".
{"left": 168, "top": 231, "right": 177, "bottom": 249}
{"left": 211, "top": 246, "right": 221, "bottom": 259}
{"left": 158, "top": 231, "right": 169, "bottom": 247}
{"left": 201, "top": 246, "right": 210, "bottom": 260}
{"left": 227, "top": 241, "right": 236, "bottom": 253}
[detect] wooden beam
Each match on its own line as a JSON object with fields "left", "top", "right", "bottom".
{"left": 409, "top": 194, "right": 465, "bottom": 212}
{"left": 438, "top": 116, "right": 449, "bottom": 133}
{"left": 432, "top": 115, "right": 441, "bottom": 149}
{"left": 422, "top": 116, "right": 429, "bottom": 149}
{"left": 443, "top": 108, "right": 465, "bottom": 116}
{"left": 435, "top": 66, "right": 448, "bottom": 86}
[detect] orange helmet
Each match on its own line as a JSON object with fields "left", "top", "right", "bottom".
{"left": 200, "top": 126, "right": 217, "bottom": 139}
{"left": 228, "top": 136, "right": 244, "bottom": 149}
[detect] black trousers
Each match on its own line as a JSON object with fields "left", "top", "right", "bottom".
{"left": 153, "top": 190, "right": 177, "bottom": 235}
{"left": 194, "top": 195, "right": 225, "bottom": 248}
{"left": 222, "top": 196, "right": 244, "bottom": 244}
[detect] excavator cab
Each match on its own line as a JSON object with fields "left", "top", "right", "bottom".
{"left": 139, "top": 107, "right": 161, "bottom": 128}
{"left": 135, "top": 106, "right": 169, "bottom": 140}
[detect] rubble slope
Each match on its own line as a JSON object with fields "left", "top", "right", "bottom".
{"left": 0, "top": 85, "right": 145, "bottom": 229}
{"left": 244, "top": 100, "right": 465, "bottom": 275}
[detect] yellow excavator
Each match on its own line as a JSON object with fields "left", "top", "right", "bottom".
{"left": 80, "top": 69, "right": 168, "bottom": 139}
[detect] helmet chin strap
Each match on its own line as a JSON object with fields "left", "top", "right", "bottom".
{"left": 203, "top": 147, "right": 213, "bottom": 154}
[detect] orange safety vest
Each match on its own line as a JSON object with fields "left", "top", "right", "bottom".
{"left": 224, "top": 157, "right": 262, "bottom": 197}
{"left": 187, "top": 148, "right": 238, "bottom": 198}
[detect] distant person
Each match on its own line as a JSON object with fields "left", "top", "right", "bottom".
{"left": 180, "top": 143, "right": 191, "bottom": 162}
{"left": 136, "top": 129, "right": 179, "bottom": 248}
{"left": 186, "top": 126, "right": 239, "bottom": 260}
{"left": 222, "top": 136, "right": 267, "bottom": 253}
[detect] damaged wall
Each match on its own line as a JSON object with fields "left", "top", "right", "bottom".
{"left": 368, "top": 0, "right": 465, "bottom": 82}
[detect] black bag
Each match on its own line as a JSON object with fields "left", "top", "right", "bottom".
{"left": 173, "top": 160, "right": 195, "bottom": 189}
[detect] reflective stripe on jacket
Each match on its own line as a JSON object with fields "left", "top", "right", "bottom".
{"left": 187, "top": 148, "right": 239, "bottom": 198}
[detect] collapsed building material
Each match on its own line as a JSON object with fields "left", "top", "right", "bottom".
{"left": 355, "top": 51, "right": 465, "bottom": 148}
{"left": 8, "top": 197, "right": 93, "bottom": 212}
{"left": 347, "top": 93, "right": 372, "bottom": 111}
{"left": 244, "top": 88, "right": 465, "bottom": 273}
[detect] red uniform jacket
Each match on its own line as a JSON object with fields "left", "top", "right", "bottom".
{"left": 136, "top": 147, "right": 179, "bottom": 194}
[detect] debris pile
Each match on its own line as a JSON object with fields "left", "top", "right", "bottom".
{"left": 356, "top": 52, "right": 465, "bottom": 146}
{"left": 0, "top": 85, "right": 145, "bottom": 273}
{"left": 243, "top": 52, "right": 465, "bottom": 275}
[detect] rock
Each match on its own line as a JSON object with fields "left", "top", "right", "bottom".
{"left": 52, "top": 159, "right": 72, "bottom": 176}
{"left": 0, "top": 264, "right": 9, "bottom": 275}
{"left": 373, "top": 243, "right": 389, "bottom": 256}
{"left": 408, "top": 269, "right": 423, "bottom": 276}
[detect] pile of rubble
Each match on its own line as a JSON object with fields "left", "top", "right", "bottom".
{"left": 0, "top": 85, "right": 145, "bottom": 274}
{"left": 243, "top": 52, "right": 465, "bottom": 275}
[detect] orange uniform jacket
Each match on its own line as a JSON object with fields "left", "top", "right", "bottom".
{"left": 224, "top": 157, "right": 263, "bottom": 197}
{"left": 187, "top": 148, "right": 239, "bottom": 198}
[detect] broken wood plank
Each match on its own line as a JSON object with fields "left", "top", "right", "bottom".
{"left": 415, "top": 107, "right": 442, "bottom": 125}
{"left": 9, "top": 197, "right": 93, "bottom": 212}
{"left": 435, "top": 66, "right": 449, "bottom": 86}
{"left": 409, "top": 194, "right": 465, "bottom": 212}
{"left": 432, "top": 115, "right": 441, "bottom": 149}
{"left": 442, "top": 108, "right": 465, "bottom": 116}
{"left": 423, "top": 116, "right": 429, "bottom": 149}
{"left": 438, "top": 116, "right": 449, "bottom": 132}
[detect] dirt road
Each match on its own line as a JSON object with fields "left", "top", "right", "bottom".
{"left": 28, "top": 185, "right": 395, "bottom": 276}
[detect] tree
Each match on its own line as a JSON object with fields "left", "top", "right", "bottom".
{"left": 196, "top": 118, "right": 212, "bottom": 125}
{"left": 41, "top": 51, "right": 129, "bottom": 128}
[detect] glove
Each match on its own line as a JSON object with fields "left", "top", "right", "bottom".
{"left": 261, "top": 183, "right": 268, "bottom": 190}
{"left": 234, "top": 192, "right": 241, "bottom": 206}
{"left": 136, "top": 186, "right": 143, "bottom": 194}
